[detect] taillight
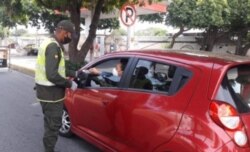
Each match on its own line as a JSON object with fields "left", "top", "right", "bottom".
{"left": 209, "top": 101, "right": 248, "bottom": 147}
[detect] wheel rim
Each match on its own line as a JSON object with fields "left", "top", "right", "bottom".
{"left": 60, "top": 110, "right": 71, "bottom": 134}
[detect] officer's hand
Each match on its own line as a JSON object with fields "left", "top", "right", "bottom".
{"left": 76, "top": 69, "right": 90, "bottom": 77}
{"left": 81, "top": 69, "right": 90, "bottom": 74}
{"left": 88, "top": 68, "right": 100, "bottom": 75}
{"left": 70, "top": 81, "right": 78, "bottom": 91}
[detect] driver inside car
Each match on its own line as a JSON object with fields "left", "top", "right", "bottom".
{"left": 85, "top": 58, "right": 128, "bottom": 87}
{"left": 77, "top": 59, "right": 128, "bottom": 87}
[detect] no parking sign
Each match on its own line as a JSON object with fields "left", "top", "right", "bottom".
{"left": 120, "top": 3, "right": 137, "bottom": 26}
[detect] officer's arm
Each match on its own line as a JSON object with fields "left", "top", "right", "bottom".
{"left": 66, "top": 67, "right": 77, "bottom": 77}
{"left": 45, "top": 43, "right": 71, "bottom": 88}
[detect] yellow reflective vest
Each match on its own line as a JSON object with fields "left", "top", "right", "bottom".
{"left": 35, "top": 38, "right": 66, "bottom": 86}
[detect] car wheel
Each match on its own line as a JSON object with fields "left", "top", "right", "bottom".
{"left": 59, "top": 109, "right": 73, "bottom": 137}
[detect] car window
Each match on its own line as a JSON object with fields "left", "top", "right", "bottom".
{"left": 128, "top": 59, "right": 191, "bottom": 94}
{"left": 85, "top": 58, "right": 129, "bottom": 88}
{"left": 216, "top": 65, "right": 250, "bottom": 113}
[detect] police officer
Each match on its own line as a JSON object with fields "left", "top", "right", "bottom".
{"left": 35, "top": 20, "right": 78, "bottom": 152}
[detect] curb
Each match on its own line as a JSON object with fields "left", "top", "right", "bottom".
{"left": 10, "top": 64, "right": 35, "bottom": 77}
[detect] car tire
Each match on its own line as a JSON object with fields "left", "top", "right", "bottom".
{"left": 59, "top": 108, "right": 73, "bottom": 137}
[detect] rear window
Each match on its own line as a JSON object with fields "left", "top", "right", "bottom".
{"left": 216, "top": 65, "right": 250, "bottom": 113}
{"left": 128, "top": 59, "right": 192, "bottom": 94}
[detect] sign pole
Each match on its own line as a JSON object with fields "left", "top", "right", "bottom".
{"left": 120, "top": 3, "right": 136, "bottom": 50}
{"left": 127, "top": 26, "right": 131, "bottom": 50}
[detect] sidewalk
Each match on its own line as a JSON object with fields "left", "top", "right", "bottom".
{"left": 9, "top": 56, "right": 36, "bottom": 77}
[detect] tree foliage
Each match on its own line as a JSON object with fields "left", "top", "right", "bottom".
{"left": 167, "top": 0, "right": 250, "bottom": 55}
{"left": 0, "top": 25, "right": 8, "bottom": 39}
{"left": 111, "top": 28, "right": 127, "bottom": 36}
{"left": 32, "top": 0, "right": 162, "bottom": 63}
{"left": 135, "top": 27, "right": 166, "bottom": 36}
{"left": 166, "top": 0, "right": 231, "bottom": 28}
{"left": 139, "top": 13, "right": 165, "bottom": 23}
{"left": 0, "top": 0, "right": 29, "bottom": 27}
{"left": 0, "top": 0, "right": 163, "bottom": 63}
{"left": 98, "top": 18, "right": 119, "bottom": 31}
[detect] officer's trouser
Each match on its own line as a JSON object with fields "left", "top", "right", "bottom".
{"left": 40, "top": 101, "right": 63, "bottom": 152}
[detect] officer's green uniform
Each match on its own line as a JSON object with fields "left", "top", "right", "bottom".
{"left": 35, "top": 37, "right": 75, "bottom": 152}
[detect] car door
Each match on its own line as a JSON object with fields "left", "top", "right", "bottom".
{"left": 109, "top": 58, "right": 200, "bottom": 152}
{"left": 72, "top": 89, "right": 118, "bottom": 134}
{"left": 71, "top": 57, "right": 131, "bottom": 139}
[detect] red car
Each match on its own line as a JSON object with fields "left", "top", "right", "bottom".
{"left": 59, "top": 50, "right": 250, "bottom": 152}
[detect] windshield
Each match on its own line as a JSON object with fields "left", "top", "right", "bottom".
{"left": 216, "top": 65, "right": 250, "bottom": 113}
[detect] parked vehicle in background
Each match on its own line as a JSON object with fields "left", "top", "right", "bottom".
{"left": 7, "top": 43, "right": 26, "bottom": 56}
{"left": 23, "top": 44, "right": 38, "bottom": 56}
{"left": 59, "top": 50, "right": 250, "bottom": 152}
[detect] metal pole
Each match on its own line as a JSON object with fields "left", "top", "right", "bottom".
{"left": 127, "top": 26, "right": 131, "bottom": 50}
{"left": 8, "top": 46, "right": 10, "bottom": 71}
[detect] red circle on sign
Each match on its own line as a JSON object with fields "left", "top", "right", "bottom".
{"left": 120, "top": 3, "right": 137, "bottom": 26}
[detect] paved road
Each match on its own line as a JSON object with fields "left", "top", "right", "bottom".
{"left": 0, "top": 70, "right": 101, "bottom": 152}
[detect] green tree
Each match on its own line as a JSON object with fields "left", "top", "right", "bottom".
{"left": 0, "top": 0, "right": 29, "bottom": 27}
{"left": 167, "top": 0, "right": 250, "bottom": 55}
{"left": 0, "top": 26, "right": 8, "bottom": 39}
{"left": 98, "top": 18, "right": 119, "bottom": 31}
{"left": 226, "top": 0, "right": 250, "bottom": 55}
{"left": 33, "top": 0, "right": 162, "bottom": 64}
{"left": 135, "top": 27, "right": 166, "bottom": 36}
{"left": 111, "top": 28, "right": 127, "bottom": 36}
{"left": 0, "top": 0, "right": 163, "bottom": 63}
{"left": 27, "top": 5, "right": 119, "bottom": 34}
{"left": 139, "top": 13, "right": 165, "bottom": 23}
{"left": 166, "top": 0, "right": 230, "bottom": 50}
{"left": 0, "top": 0, "right": 30, "bottom": 41}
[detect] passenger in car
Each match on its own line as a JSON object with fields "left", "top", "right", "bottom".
{"left": 164, "top": 65, "right": 176, "bottom": 91}
{"left": 168, "top": 65, "right": 176, "bottom": 80}
{"left": 131, "top": 66, "right": 153, "bottom": 90}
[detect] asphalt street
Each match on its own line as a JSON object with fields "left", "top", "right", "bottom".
{"left": 0, "top": 70, "right": 101, "bottom": 152}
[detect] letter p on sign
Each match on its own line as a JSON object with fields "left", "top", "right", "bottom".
{"left": 120, "top": 3, "right": 136, "bottom": 27}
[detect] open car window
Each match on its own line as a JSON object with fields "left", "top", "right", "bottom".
{"left": 85, "top": 58, "right": 129, "bottom": 88}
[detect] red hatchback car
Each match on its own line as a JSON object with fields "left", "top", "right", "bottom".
{"left": 59, "top": 50, "right": 250, "bottom": 152}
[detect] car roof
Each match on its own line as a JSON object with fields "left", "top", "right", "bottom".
{"left": 108, "top": 49, "right": 250, "bottom": 66}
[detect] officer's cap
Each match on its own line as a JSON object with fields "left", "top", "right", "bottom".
{"left": 56, "top": 20, "right": 75, "bottom": 34}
